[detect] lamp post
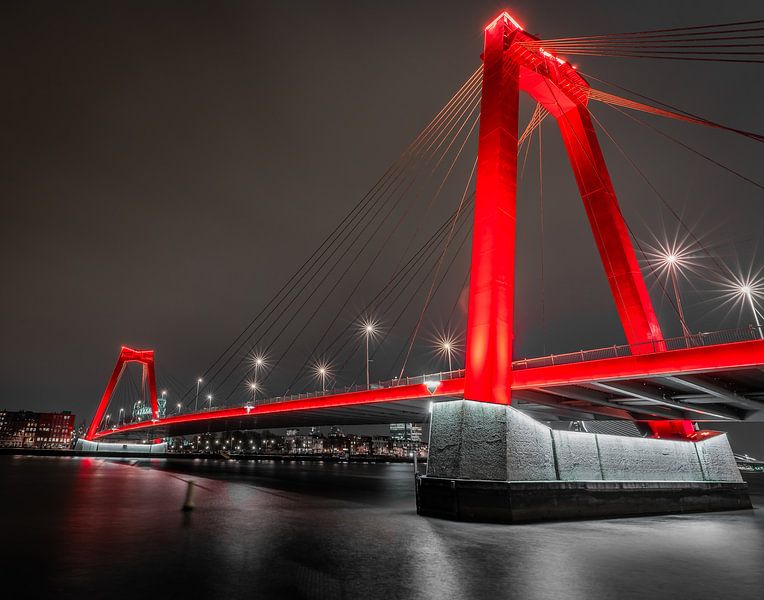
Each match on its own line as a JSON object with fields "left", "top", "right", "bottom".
{"left": 251, "top": 355, "right": 266, "bottom": 402}
{"left": 118, "top": 408, "right": 124, "bottom": 425}
{"left": 250, "top": 382, "right": 258, "bottom": 404}
{"left": 443, "top": 341, "right": 453, "bottom": 371}
{"left": 195, "top": 378, "right": 202, "bottom": 412}
{"left": 176, "top": 403, "right": 182, "bottom": 415}
{"left": 435, "top": 332, "right": 460, "bottom": 372}
{"left": 740, "top": 285, "right": 764, "bottom": 339}
{"left": 207, "top": 394, "right": 213, "bottom": 411}
{"left": 662, "top": 252, "right": 692, "bottom": 339}
{"left": 361, "top": 319, "right": 378, "bottom": 390}
{"left": 313, "top": 361, "right": 331, "bottom": 393}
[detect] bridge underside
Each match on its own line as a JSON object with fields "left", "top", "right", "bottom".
{"left": 93, "top": 339, "right": 764, "bottom": 441}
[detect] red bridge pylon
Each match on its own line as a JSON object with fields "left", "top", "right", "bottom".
{"left": 85, "top": 346, "right": 158, "bottom": 440}
{"left": 464, "top": 12, "right": 665, "bottom": 406}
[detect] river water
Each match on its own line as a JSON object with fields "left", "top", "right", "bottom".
{"left": 1, "top": 455, "right": 762, "bottom": 599}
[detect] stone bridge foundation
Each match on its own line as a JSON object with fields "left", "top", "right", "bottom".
{"left": 416, "top": 400, "right": 751, "bottom": 523}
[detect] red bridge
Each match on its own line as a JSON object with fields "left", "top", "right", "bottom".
{"left": 87, "top": 11, "right": 764, "bottom": 443}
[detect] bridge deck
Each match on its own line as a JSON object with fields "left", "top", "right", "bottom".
{"left": 93, "top": 337, "right": 764, "bottom": 440}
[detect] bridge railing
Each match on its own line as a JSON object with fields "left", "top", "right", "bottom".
{"left": 117, "top": 325, "right": 763, "bottom": 427}
{"left": 511, "top": 324, "right": 764, "bottom": 370}
{"left": 250, "top": 368, "right": 467, "bottom": 407}
{"left": 207, "top": 325, "right": 764, "bottom": 411}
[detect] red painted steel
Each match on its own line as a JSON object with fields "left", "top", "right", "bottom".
{"left": 641, "top": 420, "right": 723, "bottom": 441}
{"left": 557, "top": 106, "right": 664, "bottom": 351}
{"left": 465, "top": 11, "right": 664, "bottom": 406}
{"left": 643, "top": 419, "right": 695, "bottom": 440}
{"left": 464, "top": 13, "right": 520, "bottom": 405}
{"left": 93, "top": 339, "right": 764, "bottom": 440}
{"left": 93, "top": 378, "right": 465, "bottom": 440}
{"left": 85, "top": 347, "right": 158, "bottom": 440}
{"left": 511, "top": 338, "right": 764, "bottom": 389}
{"left": 88, "top": 12, "right": 759, "bottom": 439}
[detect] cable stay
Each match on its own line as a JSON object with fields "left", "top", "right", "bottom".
{"left": 179, "top": 67, "right": 486, "bottom": 406}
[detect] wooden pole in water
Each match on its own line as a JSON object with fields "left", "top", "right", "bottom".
{"left": 182, "top": 480, "right": 196, "bottom": 511}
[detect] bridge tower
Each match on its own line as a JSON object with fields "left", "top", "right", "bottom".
{"left": 464, "top": 12, "right": 664, "bottom": 406}
{"left": 84, "top": 346, "right": 158, "bottom": 440}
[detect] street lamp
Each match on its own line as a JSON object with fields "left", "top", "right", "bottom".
{"left": 434, "top": 331, "right": 460, "bottom": 372}
{"left": 207, "top": 394, "right": 213, "bottom": 411}
{"left": 739, "top": 283, "right": 764, "bottom": 339}
{"left": 248, "top": 353, "right": 267, "bottom": 403}
{"left": 195, "top": 378, "right": 203, "bottom": 412}
{"left": 360, "top": 318, "right": 379, "bottom": 389}
{"left": 251, "top": 354, "right": 267, "bottom": 375}
{"left": 313, "top": 361, "right": 331, "bottom": 392}
{"left": 659, "top": 250, "right": 692, "bottom": 338}
{"left": 176, "top": 402, "right": 182, "bottom": 415}
{"left": 118, "top": 407, "right": 124, "bottom": 425}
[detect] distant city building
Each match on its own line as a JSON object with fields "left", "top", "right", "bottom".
{"left": 372, "top": 436, "right": 390, "bottom": 455}
{"left": 0, "top": 410, "right": 75, "bottom": 449}
{"left": 390, "top": 423, "right": 422, "bottom": 442}
{"left": 390, "top": 423, "right": 423, "bottom": 456}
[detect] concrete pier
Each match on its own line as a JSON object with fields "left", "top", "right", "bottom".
{"left": 417, "top": 400, "right": 751, "bottom": 523}
{"left": 75, "top": 438, "right": 168, "bottom": 454}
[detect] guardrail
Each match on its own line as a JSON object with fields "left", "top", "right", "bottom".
{"left": 116, "top": 324, "right": 764, "bottom": 428}
{"left": 511, "top": 324, "right": 764, "bottom": 370}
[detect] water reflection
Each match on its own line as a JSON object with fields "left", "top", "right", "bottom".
{"left": 0, "top": 456, "right": 761, "bottom": 599}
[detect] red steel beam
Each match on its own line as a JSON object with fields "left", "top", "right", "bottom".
{"left": 93, "top": 378, "right": 465, "bottom": 440}
{"left": 464, "top": 13, "right": 520, "bottom": 406}
{"left": 85, "top": 347, "right": 158, "bottom": 440}
{"left": 93, "top": 339, "right": 764, "bottom": 440}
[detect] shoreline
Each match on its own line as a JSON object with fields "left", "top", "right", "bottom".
{"left": 0, "top": 447, "right": 423, "bottom": 463}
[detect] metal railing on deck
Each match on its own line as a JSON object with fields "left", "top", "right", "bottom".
{"left": 120, "top": 324, "right": 764, "bottom": 427}
{"left": 245, "top": 325, "right": 763, "bottom": 408}
{"left": 253, "top": 368, "right": 467, "bottom": 407}
{"left": 511, "top": 324, "right": 764, "bottom": 370}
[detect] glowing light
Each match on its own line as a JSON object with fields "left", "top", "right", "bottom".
{"left": 485, "top": 11, "right": 523, "bottom": 31}
{"left": 433, "top": 330, "right": 462, "bottom": 372}
{"left": 359, "top": 317, "right": 380, "bottom": 339}
{"left": 718, "top": 273, "right": 764, "bottom": 337}
{"left": 312, "top": 360, "right": 333, "bottom": 392}
{"left": 250, "top": 352, "right": 268, "bottom": 371}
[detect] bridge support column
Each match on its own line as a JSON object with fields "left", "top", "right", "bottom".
{"left": 417, "top": 400, "right": 750, "bottom": 523}
{"left": 557, "top": 105, "right": 663, "bottom": 352}
{"left": 464, "top": 13, "right": 520, "bottom": 405}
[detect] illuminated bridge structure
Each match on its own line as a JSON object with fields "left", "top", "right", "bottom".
{"left": 86, "top": 11, "right": 764, "bottom": 444}
{"left": 91, "top": 327, "right": 764, "bottom": 442}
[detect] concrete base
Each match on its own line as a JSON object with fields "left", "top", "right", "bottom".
{"left": 420, "top": 400, "right": 750, "bottom": 523}
{"left": 416, "top": 477, "right": 751, "bottom": 523}
{"left": 75, "top": 438, "right": 168, "bottom": 454}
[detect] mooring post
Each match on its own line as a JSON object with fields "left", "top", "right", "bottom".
{"left": 182, "top": 480, "right": 196, "bottom": 511}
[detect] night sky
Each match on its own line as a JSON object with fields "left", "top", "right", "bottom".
{"left": 2, "top": 1, "right": 762, "bottom": 453}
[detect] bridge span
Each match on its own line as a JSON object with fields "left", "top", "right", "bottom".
{"left": 93, "top": 330, "right": 764, "bottom": 441}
